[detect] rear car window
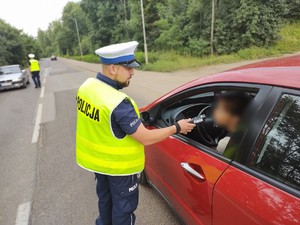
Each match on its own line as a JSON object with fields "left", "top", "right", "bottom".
{"left": 248, "top": 94, "right": 300, "bottom": 191}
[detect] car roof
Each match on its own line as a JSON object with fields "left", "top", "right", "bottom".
{"left": 230, "top": 54, "right": 300, "bottom": 70}
{"left": 196, "top": 66, "right": 300, "bottom": 88}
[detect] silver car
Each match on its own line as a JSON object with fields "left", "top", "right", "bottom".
{"left": 0, "top": 65, "right": 30, "bottom": 90}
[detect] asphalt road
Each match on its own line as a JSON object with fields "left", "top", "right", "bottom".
{"left": 0, "top": 57, "right": 273, "bottom": 225}
{"left": 1, "top": 59, "right": 189, "bottom": 225}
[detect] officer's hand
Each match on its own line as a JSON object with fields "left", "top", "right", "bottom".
{"left": 177, "top": 119, "right": 196, "bottom": 134}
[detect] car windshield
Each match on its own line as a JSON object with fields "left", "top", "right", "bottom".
{"left": 0, "top": 66, "right": 21, "bottom": 75}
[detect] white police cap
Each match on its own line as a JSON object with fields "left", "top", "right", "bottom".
{"left": 28, "top": 54, "right": 35, "bottom": 58}
{"left": 95, "top": 41, "right": 140, "bottom": 68}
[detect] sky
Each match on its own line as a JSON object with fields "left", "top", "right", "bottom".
{"left": 0, "top": 0, "right": 77, "bottom": 37}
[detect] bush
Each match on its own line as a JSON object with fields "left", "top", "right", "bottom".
{"left": 187, "top": 38, "right": 210, "bottom": 57}
{"left": 237, "top": 21, "right": 300, "bottom": 60}
{"left": 273, "top": 21, "right": 300, "bottom": 53}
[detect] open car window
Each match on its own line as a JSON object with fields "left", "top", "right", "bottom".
{"left": 147, "top": 84, "right": 261, "bottom": 159}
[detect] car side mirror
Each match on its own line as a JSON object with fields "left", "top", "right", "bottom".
{"left": 22, "top": 70, "right": 26, "bottom": 74}
{"left": 141, "top": 112, "right": 154, "bottom": 126}
{"left": 141, "top": 112, "right": 150, "bottom": 122}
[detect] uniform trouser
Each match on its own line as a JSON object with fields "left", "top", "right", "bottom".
{"left": 31, "top": 71, "right": 41, "bottom": 87}
{"left": 95, "top": 173, "right": 139, "bottom": 225}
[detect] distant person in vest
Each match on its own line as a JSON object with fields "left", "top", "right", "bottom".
{"left": 28, "top": 54, "right": 41, "bottom": 88}
{"left": 76, "top": 41, "right": 196, "bottom": 225}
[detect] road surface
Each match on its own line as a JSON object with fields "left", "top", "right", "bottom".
{"left": 0, "top": 57, "right": 270, "bottom": 225}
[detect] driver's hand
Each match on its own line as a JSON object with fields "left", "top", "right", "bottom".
{"left": 178, "top": 119, "right": 196, "bottom": 134}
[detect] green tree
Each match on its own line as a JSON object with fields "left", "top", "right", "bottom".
{"left": 37, "top": 2, "right": 92, "bottom": 56}
{"left": 155, "top": 0, "right": 189, "bottom": 50}
{"left": 185, "top": 0, "right": 211, "bottom": 56}
{"left": 0, "top": 19, "right": 38, "bottom": 66}
{"left": 38, "top": 0, "right": 295, "bottom": 59}
{"left": 286, "top": 0, "right": 300, "bottom": 19}
{"left": 61, "top": 2, "right": 91, "bottom": 55}
{"left": 127, "top": 0, "right": 143, "bottom": 46}
{"left": 81, "top": 0, "right": 129, "bottom": 48}
{"left": 214, "top": 0, "right": 288, "bottom": 54}
{"left": 37, "top": 29, "right": 52, "bottom": 56}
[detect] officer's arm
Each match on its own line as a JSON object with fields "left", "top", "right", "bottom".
{"left": 131, "top": 119, "right": 195, "bottom": 146}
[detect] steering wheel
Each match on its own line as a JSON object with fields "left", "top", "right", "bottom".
{"left": 196, "top": 106, "right": 227, "bottom": 147}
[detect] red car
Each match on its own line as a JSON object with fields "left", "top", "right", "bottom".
{"left": 139, "top": 55, "right": 300, "bottom": 225}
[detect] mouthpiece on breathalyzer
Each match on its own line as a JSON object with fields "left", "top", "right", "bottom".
{"left": 190, "top": 114, "right": 206, "bottom": 124}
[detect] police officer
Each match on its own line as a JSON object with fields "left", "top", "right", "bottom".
{"left": 76, "top": 41, "right": 195, "bottom": 225}
{"left": 28, "top": 54, "right": 41, "bottom": 88}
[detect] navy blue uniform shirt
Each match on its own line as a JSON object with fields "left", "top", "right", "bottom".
{"left": 96, "top": 73, "right": 141, "bottom": 138}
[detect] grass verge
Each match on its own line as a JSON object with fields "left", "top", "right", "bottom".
{"left": 64, "top": 54, "right": 100, "bottom": 64}
{"left": 65, "top": 21, "right": 300, "bottom": 72}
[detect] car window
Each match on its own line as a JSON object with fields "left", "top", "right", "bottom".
{"left": 248, "top": 94, "right": 300, "bottom": 191}
{"left": 0, "top": 66, "right": 21, "bottom": 75}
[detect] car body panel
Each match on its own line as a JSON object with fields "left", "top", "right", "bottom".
{"left": 213, "top": 165, "right": 300, "bottom": 225}
{"left": 145, "top": 127, "right": 230, "bottom": 225}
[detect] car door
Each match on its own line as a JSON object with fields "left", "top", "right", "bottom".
{"left": 212, "top": 88, "right": 300, "bottom": 225}
{"left": 144, "top": 83, "right": 271, "bottom": 225}
{"left": 145, "top": 135, "right": 231, "bottom": 225}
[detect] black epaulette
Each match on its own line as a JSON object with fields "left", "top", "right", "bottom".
{"left": 124, "top": 98, "right": 131, "bottom": 103}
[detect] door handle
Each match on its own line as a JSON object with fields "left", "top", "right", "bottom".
{"left": 181, "top": 162, "right": 206, "bottom": 180}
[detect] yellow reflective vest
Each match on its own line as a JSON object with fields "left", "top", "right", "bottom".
{"left": 29, "top": 59, "right": 40, "bottom": 72}
{"left": 76, "top": 78, "right": 145, "bottom": 176}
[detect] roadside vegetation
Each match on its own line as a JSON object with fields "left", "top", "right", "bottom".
{"left": 65, "top": 21, "right": 300, "bottom": 72}
{"left": 35, "top": 0, "right": 300, "bottom": 71}
{"left": 141, "top": 21, "right": 300, "bottom": 71}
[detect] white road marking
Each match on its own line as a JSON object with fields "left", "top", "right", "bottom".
{"left": 45, "top": 67, "right": 50, "bottom": 77}
{"left": 31, "top": 104, "right": 43, "bottom": 143}
{"left": 15, "top": 202, "right": 30, "bottom": 225}
{"left": 43, "top": 77, "right": 46, "bottom": 84}
{"left": 40, "top": 86, "right": 45, "bottom": 98}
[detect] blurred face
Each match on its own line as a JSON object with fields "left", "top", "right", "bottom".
{"left": 115, "top": 65, "right": 134, "bottom": 88}
{"left": 213, "top": 100, "right": 239, "bottom": 132}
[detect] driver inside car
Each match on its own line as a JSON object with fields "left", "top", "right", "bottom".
{"left": 212, "top": 91, "right": 252, "bottom": 153}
